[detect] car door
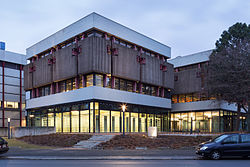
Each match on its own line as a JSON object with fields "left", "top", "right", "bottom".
{"left": 240, "top": 134, "right": 250, "bottom": 156}
{"left": 221, "top": 134, "right": 240, "bottom": 156}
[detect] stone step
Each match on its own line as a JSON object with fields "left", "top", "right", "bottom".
{"left": 73, "top": 135, "right": 115, "bottom": 149}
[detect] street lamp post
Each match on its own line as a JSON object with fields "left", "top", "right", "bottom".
{"left": 8, "top": 118, "right": 11, "bottom": 139}
{"left": 122, "top": 105, "right": 126, "bottom": 136}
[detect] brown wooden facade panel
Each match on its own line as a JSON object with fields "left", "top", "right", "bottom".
{"left": 78, "top": 37, "right": 93, "bottom": 74}
{"left": 33, "top": 55, "right": 53, "bottom": 87}
{"left": 163, "top": 63, "right": 174, "bottom": 89}
{"left": 113, "top": 44, "right": 140, "bottom": 81}
{"left": 24, "top": 36, "right": 174, "bottom": 90}
{"left": 92, "top": 37, "right": 111, "bottom": 74}
{"left": 174, "top": 68, "right": 201, "bottom": 94}
{"left": 53, "top": 44, "right": 77, "bottom": 82}
{"left": 141, "top": 54, "right": 162, "bottom": 86}
{"left": 23, "top": 64, "right": 33, "bottom": 90}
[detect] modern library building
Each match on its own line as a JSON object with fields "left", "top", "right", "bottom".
{"left": 24, "top": 13, "right": 246, "bottom": 133}
{"left": 24, "top": 13, "right": 174, "bottom": 133}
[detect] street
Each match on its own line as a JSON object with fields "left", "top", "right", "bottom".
{"left": 1, "top": 160, "right": 250, "bottom": 167}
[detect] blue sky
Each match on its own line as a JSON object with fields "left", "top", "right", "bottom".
{"left": 0, "top": 0, "right": 249, "bottom": 58}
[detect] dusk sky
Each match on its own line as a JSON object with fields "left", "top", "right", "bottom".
{"left": 0, "top": 0, "right": 249, "bottom": 58}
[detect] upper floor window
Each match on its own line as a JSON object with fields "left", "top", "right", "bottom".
{"left": 120, "top": 79, "right": 126, "bottom": 91}
{"left": 86, "top": 74, "right": 93, "bottom": 87}
{"left": 95, "top": 74, "right": 103, "bottom": 87}
{"left": 66, "top": 79, "right": 72, "bottom": 92}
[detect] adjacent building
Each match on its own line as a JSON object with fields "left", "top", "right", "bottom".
{"left": 24, "top": 13, "right": 174, "bottom": 133}
{"left": 168, "top": 50, "right": 246, "bottom": 133}
{"left": 0, "top": 42, "right": 26, "bottom": 127}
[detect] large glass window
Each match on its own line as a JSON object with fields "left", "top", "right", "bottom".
{"left": 138, "top": 113, "right": 146, "bottom": 132}
{"left": 41, "top": 110, "right": 47, "bottom": 127}
{"left": 55, "top": 113, "right": 62, "bottom": 132}
{"left": 212, "top": 111, "right": 220, "bottom": 132}
{"left": 48, "top": 113, "right": 54, "bottom": 127}
{"left": 100, "top": 110, "right": 110, "bottom": 132}
{"left": 86, "top": 74, "right": 94, "bottom": 87}
{"left": 111, "top": 111, "right": 121, "bottom": 132}
{"left": 63, "top": 112, "right": 70, "bottom": 132}
{"left": 204, "top": 111, "right": 212, "bottom": 132}
{"left": 95, "top": 74, "right": 103, "bottom": 87}
{"left": 130, "top": 112, "right": 138, "bottom": 132}
{"left": 156, "top": 114, "right": 163, "bottom": 132}
{"left": 95, "top": 102, "right": 99, "bottom": 132}
{"left": 147, "top": 114, "right": 155, "bottom": 127}
{"left": 80, "top": 110, "right": 89, "bottom": 132}
{"left": 195, "top": 112, "right": 204, "bottom": 132}
{"left": 71, "top": 110, "right": 79, "bottom": 132}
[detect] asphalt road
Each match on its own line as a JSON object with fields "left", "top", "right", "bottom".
{"left": 1, "top": 160, "right": 250, "bottom": 167}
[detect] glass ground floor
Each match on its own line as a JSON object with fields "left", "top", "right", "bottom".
{"left": 27, "top": 101, "right": 171, "bottom": 133}
{"left": 171, "top": 110, "right": 247, "bottom": 133}
{"left": 27, "top": 101, "right": 246, "bottom": 133}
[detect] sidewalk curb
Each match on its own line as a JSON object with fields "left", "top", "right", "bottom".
{"left": 3, "top": 156, "right": 197, "bottom": 160}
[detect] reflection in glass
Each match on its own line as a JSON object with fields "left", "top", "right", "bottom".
{"left": 95, "top": 74, "right": 103, "bottom": 87}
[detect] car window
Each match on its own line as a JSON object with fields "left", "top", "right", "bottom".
{"left": 241, "top": 134, "right": 250, "bottom": 143}
{"left": 212, "top": 134, "right": 229, "bottom": 143}
{"left": 223, "top": 135, "right": 239, "bottom": 144}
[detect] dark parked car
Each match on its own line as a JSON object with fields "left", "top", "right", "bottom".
{"left": 0, "top": 137, "right": 9, "bottom": 154}
{"left": 196, "top": 133, "right": 250, "bottom": 160}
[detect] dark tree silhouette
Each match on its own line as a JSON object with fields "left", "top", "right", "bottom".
{"left": 208, "top": 23, "right": 250, "bottom": 132}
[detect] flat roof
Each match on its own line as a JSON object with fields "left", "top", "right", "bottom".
{"left": 26, "top": 12, "right": 171, "bottom": 59}
{"left": 0, "top": 50, "right": 26, "bottom": 65}
{"left": 168, "top": 50, "right": 213, "bottom": 68}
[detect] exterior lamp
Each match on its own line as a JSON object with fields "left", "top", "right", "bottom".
{"left": 121, "top": 104, "right": 126, "bottom": 136}
{"left": 7, "top": 118, "right": 11, "bottom": 139}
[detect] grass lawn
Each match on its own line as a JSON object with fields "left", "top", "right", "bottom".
{"left": 3, "top": 137, "right": 55, "bottom": 149}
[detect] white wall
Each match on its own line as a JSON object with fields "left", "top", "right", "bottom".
{"left": 26, "top": 86, "right": 171, "bottom": 110}
{"left": 171, "top": 100, "right": 245, "bottom": 113}
{"left": 26, "top": 13, "right": 171, "bottom": 59}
